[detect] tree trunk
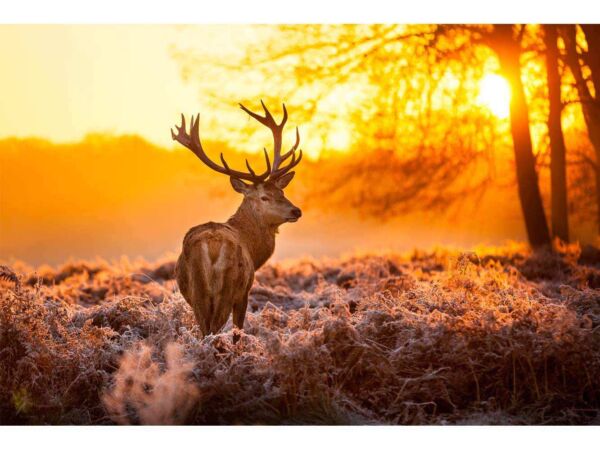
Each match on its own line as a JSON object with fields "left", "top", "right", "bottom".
{"left": 544, "top": 25, "right": 570, "bottom": 242}
{"left": 595, "top": 167, "right": 600, "bottom": 234}
{"left": 563, "top": 25, "right": 600, "bottom": 234}
{"left": 491, "top": 25, "right": 551, "bottom": 248}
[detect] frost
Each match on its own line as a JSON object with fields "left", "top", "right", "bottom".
{"left": 1, "top": 245, "right": 599, "bottom": 424}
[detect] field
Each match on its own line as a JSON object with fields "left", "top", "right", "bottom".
{"left": 1, "top": 244, "right": 600, "bottom": 425}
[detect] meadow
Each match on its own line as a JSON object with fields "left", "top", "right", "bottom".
{"left": 1, "top": 243, "right": 599, "bottom": 425}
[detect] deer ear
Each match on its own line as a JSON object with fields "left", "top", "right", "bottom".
{"left": 273, "top": 171, "right": 295, "bottom": 190}
{"left": 230, "top": 177, "right": 252, "bottom": 194}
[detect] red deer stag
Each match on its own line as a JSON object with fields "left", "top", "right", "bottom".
{"left": 171, "top": 101, "right": 303, "bottom": 341}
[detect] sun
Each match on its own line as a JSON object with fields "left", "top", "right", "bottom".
{"left": 477, "top": 74, "right": 511, "bottom": 119}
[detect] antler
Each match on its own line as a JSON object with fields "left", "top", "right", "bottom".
{"left": 239, "top": 100, "right": 303, "bottom": 181}
{"left": 171, "top": 114, "right": 271, "bottom": 183}
{"left": 172, "top": 101, "right": 302, "bottom": 184}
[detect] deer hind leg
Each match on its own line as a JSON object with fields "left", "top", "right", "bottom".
{"left": 232, "top": 293, "right": 249, "bottom": 344}
{"left": 232, "top": 253, "right": 254, "bottom": 343}
{"left": 210, "top": 244, "right": 252, "bottom": 336}
{"left": 177, "top": 255, "right": 211, "bottom": 337}
{"left": 233, "top": 277, "right": 253, "bottom": 331}
{"left": 200, "top": 239, "right": 236, "bottom": 335}
{"left": 187, "top": 240, "right": 221, "bottom": 337}
{"left": 191, "top": 304, "right": 210, "bottom": 337}
{"left": 232, "top": 295, "right": 248, "bottom": 330}
{"left": 185, "top": 282, "right": 210, "bottom": 336}
{"left": 188, "top": 285, "right": 211, "bottom": 336}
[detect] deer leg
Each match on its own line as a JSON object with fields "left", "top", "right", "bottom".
{"left": 232, "top": 295, "right": 249, "bottom": 344}
{"left": 192, "top": 303, "right": 210, "bottom": 337}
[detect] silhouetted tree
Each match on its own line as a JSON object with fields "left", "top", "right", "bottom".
{"left": 543, "top": 24, "right": 569, "bottom": 242}
{"left": 486, "top": 25, "right": 551, "bottom": 247}
{"left": 563, "top": 25, "right": 600, "bottom": 234}
{"left": 176, "top": 24, "right": 553, "bottom": 248}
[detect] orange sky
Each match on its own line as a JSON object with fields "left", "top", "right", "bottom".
{"left": 0, "top": 25, "right": 364, "bottom": 158}
{"left": 0, "top": 25, "right": 513, "bottom": 155}
{"left": 5, "top": 24, "right": 590, "bottom": 265}
{"left": 0, "top": 25, "right": 253, "bottom": 148}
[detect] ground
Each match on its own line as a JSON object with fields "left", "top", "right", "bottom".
{"left": 1, "top": 243, "right": 600, "bottom": 425}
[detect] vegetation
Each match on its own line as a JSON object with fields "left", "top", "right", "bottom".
{"left": 176, "top": 25, "right": 600, "bottom": 248}
{"left": 2, "top": 244, "right": 600, "bottom": 425}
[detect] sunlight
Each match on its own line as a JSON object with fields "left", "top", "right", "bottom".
{"left": 477, "top": 74, "right": 511, "bottom": 119}
{"left": 328, "top": 128, "right": 352, "bottom": 151}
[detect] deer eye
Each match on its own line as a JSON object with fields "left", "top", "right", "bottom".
{"left": 260, "top": 196, "right": 270, "bottom": 202}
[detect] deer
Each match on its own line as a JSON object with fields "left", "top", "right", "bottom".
{"left": 171, "top": 101, "right": 303, "bottom": 342}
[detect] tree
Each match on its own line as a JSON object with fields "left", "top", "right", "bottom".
{"left": 563, "top": 25, "right": 600, "bottom": 234}
{"left": 543, "top": 24, "right": 569, "bottom": 242}
{"left": 486, "top": 25, "right": 551, "bottom": 248}
{"left": 175, "top": 24, "right": 553, "bottom": 248}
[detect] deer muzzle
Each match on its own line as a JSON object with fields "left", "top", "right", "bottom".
{"left": 287, "top": 207, "right": 302, "bottom": 222}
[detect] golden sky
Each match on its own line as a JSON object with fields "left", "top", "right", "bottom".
{"left": 1, "top": 24, "right": 595, "bottom": 265}
{"left": 0, "top": 25, "right": 253, "bottom": 148}
{"left": 0, "top": 24, "right": 516, "bottom": 160}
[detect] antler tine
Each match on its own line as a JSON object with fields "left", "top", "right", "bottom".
{"left": 277, "top": 126, "right": 300, "bottom": 164}
{"left": 171, "top": 114, "right": 186, "bottom": 143}
{"left": 240, "top": 100, "right": 287, "bottom": 128}
{"left": 263, "top": 147, "right": 272, "bottom": 173}
{"left": 271, "top": 149, "right": 303, "bottom": 179}
{"left": 219, "top": 153, "right": 230, "bottom": 170}
{"left": 279, "top": 103, "right": 288, "bottom": 127}
{"left": 269, "top": 126, "right": 302, "bottom": 180}
{"left": 240, "top": 102, "right": 270, "bottom": 126}
{"left": 260, "top": 99, "right": 275, "bottom": 124}
{"left": 239, "top": 100, "right": 302, "bottom": 181}
{"left": 245, "top": 159, "right": 256, "bottom": 176}
{"left": 190, "top": 114, "right": 201, "bottom": 149}
{"left": 179, "top": 114, "right": 186, "bottom": 134}
{"left": 240, "top": 101, "right": 281, "bottom": 164}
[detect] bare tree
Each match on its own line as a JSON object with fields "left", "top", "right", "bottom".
{"left": 563, "top": 25, "right": 600, "bottom": 234}
{"left": 543, "top": 24, "right": 569, "bottom": 242}
{"left": 485, "top": 25, "right": 551, "bottom": 248}
{"left": 176, "top": 24, "right": 552, "bottom": 248}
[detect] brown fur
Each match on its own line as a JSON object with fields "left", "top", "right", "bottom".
{"left": 176, "top": 177, "right": 301, "bottom": 338}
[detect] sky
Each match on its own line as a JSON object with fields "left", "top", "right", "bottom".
{"left": 0, "top": 25, "right": 232, "bottom": 148}
{"left": 0, "top": 25, "right": 512, "bottom": 155}
{"left": 0, "top": 25, "right": 367, "bottom": 158}
{"left": 2, "top": 24, "right": 596, "bottom": 265}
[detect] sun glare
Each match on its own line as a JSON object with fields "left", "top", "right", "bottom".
{"left": 328, "top": 128, "right": 352, "bottom": 151}
{"left": 477, "top": 74, "right": 511, "bottom": 119}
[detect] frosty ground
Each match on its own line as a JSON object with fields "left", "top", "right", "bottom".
{"left": 1, "top": 244, "right": 600, "bottom": 424}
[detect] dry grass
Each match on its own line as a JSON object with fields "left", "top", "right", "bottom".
{"left": 1, "top": 244, "right": 600, "bottom": 425}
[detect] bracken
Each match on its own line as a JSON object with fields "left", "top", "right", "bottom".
{"left": 1, "top": 244, "right": 599, "bottom": 424}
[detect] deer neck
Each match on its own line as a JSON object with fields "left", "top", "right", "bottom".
{"left": 227, "top": 201, "right": 277, "bottom": 269}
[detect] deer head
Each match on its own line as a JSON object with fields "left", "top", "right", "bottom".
{"left": 171, "top": 101, "right": 303, "bottom": 226}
